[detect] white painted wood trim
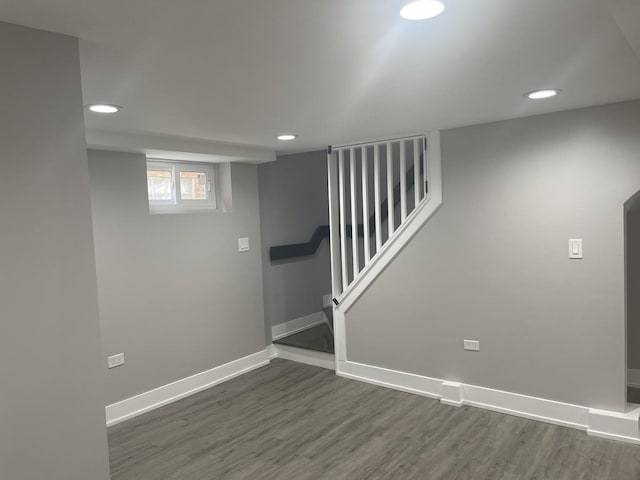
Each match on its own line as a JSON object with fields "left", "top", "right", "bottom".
{"left": 335, "top": 130, "right": 443, "bottom": 313}
{"left": 374, "top": 145, "right": 382, "bottom": 252}
{"left": 327, "top": 151, "right": 342, "bottom": 297}
{"left": 413, "top": 138, "right": 421, "bottom": 206}
{"left": 423, "top": 134, "right": 429, "bottom": 197}
{"left": 272, "top": 344, "right": 336, "bottom": 370}
{"left": 350, "top": 147, "right": 359, "bottom": 276}
{"left": 386, "top": 142, "right": 395, "bottom": 238}
{"left": 266, "top": 344, "right": 278, "bottom": 359}
{"left": 336, "top": 359, "right": 640, "bottom": 445}
{"left": 338, "top": 360, "right": 442, "bottom": 399}
{"left": 104, "top": 341, "right": 639, "bottom": 444}
{"left": 400, "top": 140, "right": 407, "bottom": 221}
{"left": 361, "top": 146, "right": 370, "bottom": 264}
{"left": 338, "top": 150, "right": 348, "bottom": 289}
{"left": 334, "top": 308, "right": 347, "bottom": 364}
{"left": 271, "top": 312, "right": 327, "bottom": 341}
{"left": 441, "top": 381, "right": 464, "bottom": 407}
{"left": 588, "top": 406, "right": 640, "bottom": 442}
{"left": 461, "top": 383, "right": 589, "bottom": 430}
{"left": 105, "top": 349, "right": 271, "bottom": 426}
{"left": 628, "top": 368, "right": 640, "bottom": 388}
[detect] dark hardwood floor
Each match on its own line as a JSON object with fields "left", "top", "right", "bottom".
{"left": 109, "top": 359, "right": 640, "bottom": 480}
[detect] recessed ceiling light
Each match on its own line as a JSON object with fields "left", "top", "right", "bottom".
{"left": 277, "top": 134, "right": 297, "bottom": 141}
{"left": 87, "top": 104, "right": 122, "bottom": 113}
{"left": 524, "top": 89, "right": 560, "bottom": 100}
{"left": 400, "top": 0, "right": 445, "bottom": 20}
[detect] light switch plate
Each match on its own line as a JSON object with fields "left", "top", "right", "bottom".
{"left": 238, "top": 237, "right": 250, "bottom": 252}
{"left": 568, "top": 239, "right": 583, "bottom": 259}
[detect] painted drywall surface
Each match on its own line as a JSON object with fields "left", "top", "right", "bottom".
{"left": 346, "top": 101, "right": 640, "bottom": 412}
{"left": 88, "top": 150, "right": 265, "bottom": 405}
{"left": 258, "top": 150, "right": 331, "bottom": 338}
{"left": 0, "top": 22, "right": 110, "bottom": 480}
{"left": 627, "top": 203, "right": 640, "bottom": 370}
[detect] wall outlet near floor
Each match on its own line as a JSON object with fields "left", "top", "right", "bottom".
{"left": 463, "top": 340, "right": 480, "bottom": 352}
{"left": 108, "top": 353, "right": 125, "bottom": 369}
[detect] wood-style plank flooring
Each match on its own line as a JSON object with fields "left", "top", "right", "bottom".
{"left": 109, "top": 359, "right": 640, "bottom": 480}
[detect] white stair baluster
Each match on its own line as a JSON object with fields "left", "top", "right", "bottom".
{"left": 387, "top": 142, "right": 395, "bottom": 238}
{"left": 361, "top": 146, "right": 370, "bottom": 265}
{"left": 350, "top": 148, "right": 359, "bottom": 276}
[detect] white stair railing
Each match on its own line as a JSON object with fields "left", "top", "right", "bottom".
{"left": 327, "top": 134, "right": 430, "bottom": 302}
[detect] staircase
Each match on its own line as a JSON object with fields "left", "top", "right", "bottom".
{"left": 269, "top": 132, "right": 442, "bottom": 370}
{"left": 328, "top": 132, "right": 443, "bottom": 369}
{"left": 269, "top": 150, "right": 428, "bottom": 261}
{"left": 327, "top": 134, "right": 430, "bottom": 298}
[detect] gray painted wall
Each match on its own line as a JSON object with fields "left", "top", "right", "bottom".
{"left": 88, "top": 150, "right": 265, "bottom": 405}
{"left": 0, "top": 22, "right": 110, "bottom": 480}
{"left": 346, "top": 101, "right": 640, "bottom": 412}
{"left": 627, "top": 202, "right": 640, "bottom": 370}
{"left": 258, "top": 150, "right": 331, "bottom": 338}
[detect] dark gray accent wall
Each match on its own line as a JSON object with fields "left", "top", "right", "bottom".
{"left": 627, "top": 201, "right": 640, "bottom": 371}
{"left": 0, "top": 22, "right": 110, "bottom": 480}
{"left": 88, "top": 150, "right": 266, "bottom": 405}
{"left": 258, "top": 150, "right": 331, "bottom": 338}
{"left": 346, "top": 101, "right": 640, "bottom": 412}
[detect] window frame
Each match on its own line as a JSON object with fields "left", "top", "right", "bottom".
{"left": 147, "top": 159, "right": 217, "bottom": 214}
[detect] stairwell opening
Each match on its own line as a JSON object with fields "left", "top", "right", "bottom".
{"left": 625, "top": 190, "right": 640, "bottom": 404}
{"left": 264, "top": 134, "right": 435, "bottom": 361}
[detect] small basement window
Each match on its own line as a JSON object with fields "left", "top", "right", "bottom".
{"left": 147, "top": 160, "right": 217, "bottom": 214}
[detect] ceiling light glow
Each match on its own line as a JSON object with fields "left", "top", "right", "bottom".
{"left": 277, "top": 134, "right": 297, "bottom": 141}
{"left": 400, "top": 0, "right": 445, "bottom": 20}
{"left": 524, "top": 89, "right": 560, "bottom": 100}
{"left": 87, "top": 104, "right": 121, "bottom": 113}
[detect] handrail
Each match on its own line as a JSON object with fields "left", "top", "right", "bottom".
{"left": 270, "top": 225, "right": 329, "bottom": 261}
{"left": 269, "top": 160, "right": 425, "bottom": 261}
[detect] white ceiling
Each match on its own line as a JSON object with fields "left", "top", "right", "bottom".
{"left": 1, "top": 0, "right": 640, "bottom": 158}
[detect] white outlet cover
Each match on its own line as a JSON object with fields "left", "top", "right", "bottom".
{"left": 463, "top": 340, "right": 480, "bottom": 351}
{"left": 108, "top": 353, "right": 125, "bottom": 369}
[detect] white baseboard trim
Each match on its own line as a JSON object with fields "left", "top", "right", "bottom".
{"left": 104, "top": 345, "right": 640, "bottom": 443}
{"left": 272, "top": 344, "right": 335, "bottom": 370}
{"left": 588, "top": 407, "right": 640, "bottom": 444}
{"left": 337, "top": 360, "right": 640, "bottom": 445}
{"left": 271, "top": 312, "right": 326, "bottom": 341}
{"left": 267, "top": 344, "right": 278, "bottom": 359}
{"left": 105, "top": 349, "right": 271, "bottom": 427}
{"left": 629, "top": 369, "right": 640, "bottom": 388}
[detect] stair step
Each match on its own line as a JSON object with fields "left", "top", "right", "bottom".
{"left": 273, "top": 323, "right": 334, "bottom": 354}
{"left": 272, "top": 344, "right": 335, "bottom": 371}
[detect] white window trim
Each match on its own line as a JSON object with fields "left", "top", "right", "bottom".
{"left": 147, "top": 159, "right": 217, "bottom": 214}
